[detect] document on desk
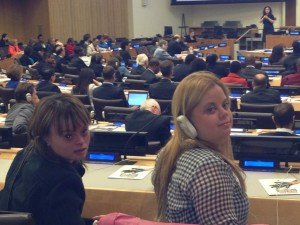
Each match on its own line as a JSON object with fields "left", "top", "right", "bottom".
{"left": 108, "top": 165, "right": 153, "bottom": 180}
{"left": 259, "top": 179, "right": 300, "bottom": 195}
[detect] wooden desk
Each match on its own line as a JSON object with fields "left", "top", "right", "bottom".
{"left": 266, "top": 35, "right": 300, "bottom": 49}
{"left": 1, "top": 158, "right": 300, "bottom": 225}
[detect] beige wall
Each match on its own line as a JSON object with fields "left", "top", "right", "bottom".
{"left": 48, "top": 0, "right": 130, "bottom": 43}
{"left": 129, "top": 0, "right": 285, "bottom": 38}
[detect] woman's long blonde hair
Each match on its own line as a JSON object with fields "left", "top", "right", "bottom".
{"left": 152, "top": 72, "right": 246, "bottom": 221}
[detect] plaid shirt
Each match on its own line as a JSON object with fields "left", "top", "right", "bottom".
{"left": 166, "top": 148, "right": 249, "bottom": 225}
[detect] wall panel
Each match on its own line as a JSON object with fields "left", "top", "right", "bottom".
{"left": 48, "top": 0, "right": 130, "bottom": 42}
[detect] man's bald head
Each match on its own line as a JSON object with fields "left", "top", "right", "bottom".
{"left": 253, "top": 73, "right": 267, "bottom": 88}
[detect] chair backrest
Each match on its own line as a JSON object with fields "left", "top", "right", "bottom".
{"left": 156, "top": 99, "right": 172, "bottom": 116}
{"left": 73, "top": 94, "right": 90, "bottom": 105}
{"left": 124, "top": 79, "right": 148, "bottom": 90}
{"left": 64, "top": 74, "right": 79, "bottom": 85}
{"left": 64, "top": 66, "right": 80, "bottom": 75}
{"left": 240, "top": 103, "right": 278, "bottom": 113}
{"left": 0, "top": 211, "right": 34, "bottom": 225}
{"left": 36, "top": 91, "right": 57, "bottom": 99}
{"left": 0, "top": 86, "right": 15, "bottom": 112}
{"left": 233, "top": 111, "right": 275, "bottom": 129}
{"left": 127, "top": 74, "right": 142, "bottom": 80}
{"left": 103, "top": 106, "right": 137, "bottom": 122}
{"left": 0, "top": 126, "right": 13, "bottom": 149}
{"left": 92, "top": 98, "right": 126, "bottom": 121}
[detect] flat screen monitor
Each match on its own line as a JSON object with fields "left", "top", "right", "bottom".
{"left": 207, "top": 44, "right": 215, "bottom": 49}
{"left": 127, "top": 91, "right": 148, "bottom": 107}
{"left": 198, "top": 45, "right": 207, "bottom": 50}
{"left": 89, "top": 131, "right": 148, "bottom": 156}
{"left": 231, "top": 134, "right": 300, "bottom": 163}
{"left": 237, "top": 56, "right": 246, "bottom": 63}
{"left": 218, "top": 42, "right": 227, "bottom": 47}
{"left": 290, "top": 31, "right": 300, "bottom": 35}
{"left": 220, "top": 54, "right": 230, "bottom": 61}
{"left": 260, "top": 57, "right": 270, "bottom": 65}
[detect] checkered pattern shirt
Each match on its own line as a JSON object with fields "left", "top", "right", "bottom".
{"left": 166, "top": 148, "right": 249, "bottom": 225}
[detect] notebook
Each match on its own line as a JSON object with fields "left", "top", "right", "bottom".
{"left": 127, "top": 91, "right": 148, "bottom": 107}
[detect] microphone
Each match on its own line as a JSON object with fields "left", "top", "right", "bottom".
{"left": 116, "top": 106, "right": 170, "bottom": 165}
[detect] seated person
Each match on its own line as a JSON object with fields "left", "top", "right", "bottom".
{"left": 119, "top": 40, "right": 132, "bottom": 67}
{"left": 172, "top": 54, "right": 195, "bottom": 82}
{"left": 149, "top": 60, "right": 177, "bottom": 100}
{"left": 69, "top": 46, "right": 88, "bottom": 70}
{"left": 269, "top": 44, "right": 285, "bottom": 65}
{"left": 281, "top": 58, "right": 300, "bottom": 86}
{"left": 5, "top": 64, "right": 23, "bottom": 89}
{"left": 141, "top": 58, "right": 160, "bottom": 84}
{"left": 185, "top": 29, "right": 197, "bottom": 43}
{"left": 31, "top": 52, "right": 56, "bottom": 75}
{"left": 241, "top": 73, "right": 281, "bottom": 104}
{"left": 36, "top": 66, "right": 61, "bottom": 93}
{"left": 167, "top": 35, "right": 184, "bottom": 56}
{"left": 260, "top": 103, "right": 296, "bottom": 136}
{"left": 19, "top": 46, "right": 35, "bottom": 67}
{"left": 5, "top": 83, "right": 39, "bottom": 134}
{"left": 87, "top": 38, "right": 101, "bottom": 56}
{"left": 189, "top": 58, "right": 207, "bottom": 74}
{"left": 89, "top": 54, "right": 104, "bottom": 77}
{"left": 153, "top": 40, "right": 174, "bottom": 61}
{"left": 221, "top": 61, "right": 248, "bottom": 87}
{"left": 125, "top": 99, "right": 171, "bottom": 147}
{"left": 93, "top": 66, "right": 128, "bottom": 107}
{"left": 53, "top": 45, "right": 69, "bottom": 73}
{"left": 131, "top": 54, "right": 148, "bottom": 75}
{"left": 241, "top": 55, "right": 266, "bottom": 80}
{"left": 8, "top": 39, "right": 21, "bottom": 56}
{"left": 206, "top": 54, "right": 228, "bottom": 79}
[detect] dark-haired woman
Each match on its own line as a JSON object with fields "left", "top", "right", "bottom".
{"left": 269, "top": 44, "right": 285, "bottom": 65}
{"left": 260, "top": 6, "right": 276, "bottom": 44}
{"left": 0, "top": 94, "right": 90, "bottom": 225}
{"left": 89, "top": 54, "right": 104, "bottom": 77}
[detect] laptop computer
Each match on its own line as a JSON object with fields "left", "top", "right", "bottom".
{"left": 127, "top": 91, "right": 148, "bottom": 107}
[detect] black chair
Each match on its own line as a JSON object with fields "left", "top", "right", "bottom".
{"left": 124, "top": 79, "right": 148, "bottom": 90}
{"left": 64, "top": 74, "right": 79, "bottom": 85}
{"left": 240, "top": 103, "right": 278, "bottom": 113}
{"left": 92, "top": 98, "right": 126, "bottom": 121}
{"left": 103, "top": 106, "right": 138, "bottom": 122}
{"left": 63, "top": 66, "right": 80, "bottom": 75}
{"left": 0, "top": 126, "right": 13, "bottom": 149}
{"left": 232, "top": 111, "right": 276, "bottom": 129}
{"left": 0, "top": 211, "right": 34, "bottom": 225}
{"left": 36, "top": 91, "right": 57, "bottom": 99}
{"left": 126, "top": 74, "right": 142, "bottom": 80}
{"left": 156, "top": 99, "right": 172, "bottom": 116}
{"left": 0, "top": 87, "right": 15, "bottom": 112}
{"left": 230, "top": 98, "right": 238, "bottom": 112}
{"left": 73, "top": 95, "right": 92, "bottom": 111}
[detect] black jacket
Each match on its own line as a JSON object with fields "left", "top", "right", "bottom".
{"left": 69, "top": 56, "right": 87, "bottom": 70}
{"left": 240, "top": 87, "right": 281, "bottom": 104}
{"left": 149, "top": 79, "right": 177, "bottom": 100}
{"left": 36, "top": 80, "right": 61, "bottom": 93}
{"left": 0, "top": 148, "right": 86, "bottom": 225}
{"left": 141, "top": 69, "right": 160, "bottom": 84}
{"left": 125, "top": 110, "right": 171, "bottom": 146}
{"left": 131, "top": 65, "right": 146, "bottom": 75}
{"left": 172, "top": 63, "right": 191, "bottom": 82}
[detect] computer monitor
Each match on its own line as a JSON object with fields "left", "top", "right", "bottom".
{"left": 207, "top": 44, "right": 215, "bottom": 49}
{"left": 0, "top": 126, "right": 12, "bottom": 149}
{"left": 264, "top": 70, "right": 281, "bottom": 77}
{"left": 133, "top": 44, "right": 140, "bottom": 48}
{"left": 220, "top": 54, "right": 231, "bottom": 61}
{"left": 127, "top": 91, "right": 148, "bottom": 107}
{"left": 218, "top": 43, "right": 227, "bottom": 47}
{"left": 260, "top": 57, "right": 269, "bottom": 65}
{"left": 290, "top": 31, "right": 300, "bottom": 35}
{"left": 89, "top": 131, "right": 148, "bottom": 157}
{"left": 237, "top": 56, "right": 246, "bottom": 63}
{"left": 198, "top": 45, "right": 207, "bottom": 50}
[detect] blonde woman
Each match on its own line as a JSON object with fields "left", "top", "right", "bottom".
{"left": 152, "top": 72, "right": 249, "bottom": 224}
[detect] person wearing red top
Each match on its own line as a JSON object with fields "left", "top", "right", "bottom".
{"left": 65, "top": 37, "right": 75, "bottom": 56}
{"left": 8, "top": 39, "right": 21, "bottom": 56}
{"left": 220, "top": 61, "right": 248, "bottom": 87}
{"left": 281, "top": 58, "right": 300, "bottom": 86}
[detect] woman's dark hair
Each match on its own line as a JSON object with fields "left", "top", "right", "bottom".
{"left": 67, "top": 37, "right": 74, "bottom": 44}
{"left": 90, "top": 54, "right": 103, "bottom": 65}
{"left": 107, "top": 57, "right": 120, "bottom": 70}
{"left": 6, "top": 64, "right": 23, "bottom": 81}
{"left": 269, "top": 44, "right": 284, "bottom": 64}
{"left": 190, "top": 58, "right": 207, "bottom": 73}
{"left": 262, "top": 6, "right": 272, "bottom": 16}
{"left": 72, "top": 68, "right": 95, "bottom": 95}
{"left": 206, "top": 54, "right": 218, "bottom": 66}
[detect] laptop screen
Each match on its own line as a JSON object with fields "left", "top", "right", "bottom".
{"left": 128, "top": 91, "right": 148, "bottom": 106}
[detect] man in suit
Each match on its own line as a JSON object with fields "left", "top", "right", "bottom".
{"left": 149, "top": 60, "right": 177, "bottom": 100}
{"left": 153, "top": 40, "right": 174, "bottom": 61}
{"left": 241, "top": 55, "right": 265, "bottom": 80}
{"left": 119, "top": 40, "right": 132, "bottom": 67}
{"left": 93, "top": 65, "right": 128, "bottom": 107}
{"left": 69, "top": 46, "right": 87, "bottom": 70}
{"left": 172, "top": 54, "right": 195, "bottom": 82}
{"left": 260, "top": 103, "right": 296, "bottom": 136}
{"left": 241, "top": 73, "right": 281, "bottom": 104}
{"left": 141, "top": 58, "right": 160, "bottom": 84}
{"left": 36, "top": 66, "right": 61, "bottom": 93}
{"left": 167, "top": 35, "right": 185, "bottom": 56}
{"left": 53, "top": 46, "right": 69, "bottom": 73}
{"left": 281, "top": 58, "right": 300, "bottom": 86}
{"left": 125, "top": 99, "right": 171, "bottom": 148}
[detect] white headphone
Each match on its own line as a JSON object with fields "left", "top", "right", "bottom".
{"left": 177, "top": 115, "right": 197, "bottom": 139}
{"left": 25, "top": 93, "right": 32, "bottom": 103}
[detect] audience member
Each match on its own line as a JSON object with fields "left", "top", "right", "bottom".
{"left": 269, "top": 44, "right": 285, "bottom": 65}
{"left": 33, "top": 34, "right": 46, "bottom": 53}
{"left": 69, "top": 46, "right": 87, "bottom": 70}
{"left": 141, "top": 58, "right": 160, "bottom": 84}
{"left": 125, "top": 99, "right": 171, "bottom": 147}
{"left": 189, "top": 58, "right": 207, "bottom": 74}
{"left": 167, "top": 35, "right": 183, "bottom": 56}
{"left": 131, "top": 53, "right": 148, "bottom": 75}
{"left": 36, "top": 66, "right": 61, "bottom": 93}
{"left": 107, "top": 57, "right": 128, "bottom": 82}
{"left": 89, "top": 54, "right": 104, "bottom": 77}
{"left": 65, "top": 37, "right": 75, "bottom": 57}
{"left": 153, "top": 40, "right": 174, "bottom": 61}
{"left": 241, "top": 55, "right": 265, "bottom": 80}
{"left": 152, "top": 72, "right": 248, "bottom": 224}
{"left": 8, "top": 39, "right": 21, "bottom": 56}
{"left": 53, "top": 45, "right": 68, "bottom": 73}
{"left": 79, "top": 33, "right": 91, "bottom": 51}
{"left": 241, "top": 73, "right": 281, "bottom": 104}
{"left": 172, "top": 54, "right": 195, "bottom": 82}
{"left": 261, "top": 103, "right": 296, "bottom": 136}
{"left": 45, "top": 38, "right": 56, "bottom": 53}
{"left": 0, "top": 94, "right": 90, "bottom": 225}
{"left": 5, "top": 83, "right": 39, "bottom": 134}
{"left": 93, "top": 66, "right": 128, "bottom": 106}
{"left": 0, "top": 33, "right": 9, "bottom": 47}
{"left": 206, "top": 54, "right": 228, "bottom": 78}
{"left": 185, "top": 30, "right": 197, "bottom": 43}
{"left": 281, "top": 58, "right": 300, "bottom": 86}
{"left": 32, "top": 52, "right": 56, "bottom": 74}
{"left": 19, "top": 46, "right": 35, "bottom": 67}
{"left": 221, "top": 61, "right": 248, "bottom": 87}
{"left": 283, "top": 40, "right": 300, "bottom": 72}
{"left": 87, "top": 38, "right": 101, "bottom": 56}
{"left": 119, "top": 40, "right": 132, "bottom": 67}
{"left": 149, "top": 60, "right": 177, "bottom": 100}
{"left": 5, "top": 64, "right": 23, "bottom": 89}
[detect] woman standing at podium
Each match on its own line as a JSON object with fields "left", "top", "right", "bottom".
{"left": 152, "top": 73, "right": 249, "bottom": 224}
{"left": 260, "top": 6, "right": 276, "bottom": 44}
